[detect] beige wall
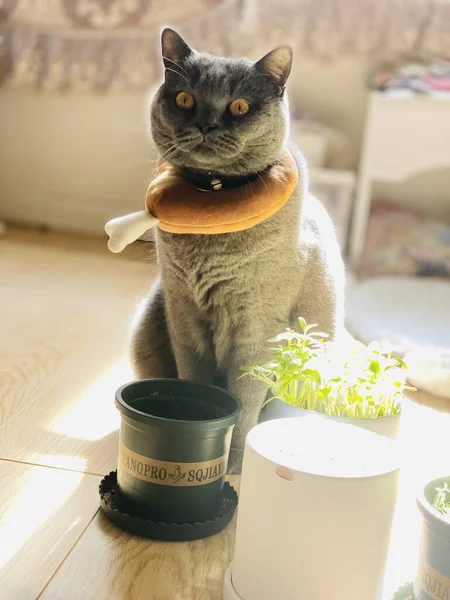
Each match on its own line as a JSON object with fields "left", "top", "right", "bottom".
{"left": 0, "top": 89, "right": 156, "bottom": 234}
{"left": 291, "top": 58, "right": 369, "bottom": 169}
{"left": 1, "top": 57, "right": 449, "bottom": 234}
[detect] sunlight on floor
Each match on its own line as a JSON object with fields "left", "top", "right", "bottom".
{"left": 49, "top": 360, "right": 132, "bottom": 441}
{"left": 0, "top": 466, "right": 84, "bottom": 571}
{"left": 382, "top": 469, "right": 422, "bottom": 597}
{"left": 399, "top": 399, "right": 450, "bottom": 478}
{"left": 381, "top": 395, "right": 450, "bottom": 597}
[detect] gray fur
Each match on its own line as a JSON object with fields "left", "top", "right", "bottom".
{"left": 131, "top": 30, "right": 345, "bottom": 472}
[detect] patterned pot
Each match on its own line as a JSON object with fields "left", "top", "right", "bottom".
{"left": 115, "top": 379, "right": 241, "bottom": 524}
{"left": 415, "top": 477, "right": 450, "bottom": 600}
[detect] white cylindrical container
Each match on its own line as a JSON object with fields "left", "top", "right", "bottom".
{"left": 261, "top": 400, "right": 401, "bottom": 438}
{"left": 224, "top": 415, "right": 400, "bottom": 600}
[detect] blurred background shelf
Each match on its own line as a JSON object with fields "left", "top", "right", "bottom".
{"left": 349, "top": 91, "right": 450, "bottom": 268}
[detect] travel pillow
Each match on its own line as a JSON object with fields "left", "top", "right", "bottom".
{"left": 105, "top": 149, "right": 298, "bottom": 252}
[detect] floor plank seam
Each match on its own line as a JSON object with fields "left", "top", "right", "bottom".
{"left": 0, "top": 456, "right": 104, "bottom": 478}
{"left": 35, "top": 507, "right": 101, "bottom": 600}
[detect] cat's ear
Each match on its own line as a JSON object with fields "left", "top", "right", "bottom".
{"left": 255, "top": 46, "right": 293, "bottom": 89}
{"left": 161, "top": 28, "right": 192, "bottom": 69}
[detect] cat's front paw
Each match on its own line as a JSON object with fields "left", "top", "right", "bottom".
{"left": 227, "top": 447, "right": 244, "bottom": 474}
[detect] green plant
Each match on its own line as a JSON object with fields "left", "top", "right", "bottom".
{"left": 392, "top": 582, "right": 413, "bottom": 600}
{"left": 243, "top": 317, "right": 412, "bottom": 419}
{"left": 432, "top": 483, "right": 450, "bottom": 517}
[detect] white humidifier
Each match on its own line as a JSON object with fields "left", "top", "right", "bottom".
{"left": 224, "top": 415, "right": 400, "bottom": 600}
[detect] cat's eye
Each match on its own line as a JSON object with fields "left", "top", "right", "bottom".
{"left": 175, "top": 92, "right": 195, "bottom": 110}
{"left": 228, "top": 99, "right": 250, "bottom": 117}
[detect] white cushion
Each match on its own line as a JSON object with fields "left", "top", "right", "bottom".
{"left": 346, "top": 277, "right": 450, "bottom": 398}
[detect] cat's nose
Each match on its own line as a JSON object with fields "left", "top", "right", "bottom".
{"left": 195, "top": 123, "right": 218, "bottom": 136}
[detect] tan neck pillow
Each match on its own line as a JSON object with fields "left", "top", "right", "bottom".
{"left": 105, "top": 149, "right": 298, "bottom": 252}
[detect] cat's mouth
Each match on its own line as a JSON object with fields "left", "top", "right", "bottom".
{"left": 157, "top": 130, "right": 248, "bottom": 172}
{"left": 178, "top": 130, "right": 242, "bottom": 156}
{"left": 190, "top": 147, "right": 239, "bottom": 170}
{"left": 192, "top": 141, "right": 220, "bottom": 155}
{"left": 193, "top": 136, "right": 244, "bottom": 160}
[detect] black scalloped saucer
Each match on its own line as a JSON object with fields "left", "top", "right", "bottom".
{"left": 99, "top": 471, "right": 238, "bottom": 542}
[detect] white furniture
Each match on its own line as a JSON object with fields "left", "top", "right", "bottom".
{"left": 291, "top": 118, "right": 355, "bottom": 252}
{"left": 224, "top": 415, "right": 400, "bottom": 600}
{"left": 349, "top": 91, "right": 450, "bottom": 268}
{"left": 310, "top": 168, "right": 355, "bottom": 252}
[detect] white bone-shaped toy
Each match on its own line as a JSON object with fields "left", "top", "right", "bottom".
{"left": 105, "top": 211, "right": 159, "bottom": 253}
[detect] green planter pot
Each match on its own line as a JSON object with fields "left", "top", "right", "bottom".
{"left": 414, "top": 476, "right": 450, "bottom": 600}
{"left": 115, "top": 379, "right": 242, "bottom": 524}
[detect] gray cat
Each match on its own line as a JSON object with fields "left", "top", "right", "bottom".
{"left": 131, "top": 29, "right": 345, "bottom": 472}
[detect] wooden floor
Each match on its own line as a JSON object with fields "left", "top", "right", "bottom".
{"left": 0, "top": 227, "right": 449, "bottom": 600}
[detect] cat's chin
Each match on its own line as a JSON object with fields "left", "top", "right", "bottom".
{"left": 171, "top": 150, "right": 271, "bottom": 177}
{"left": 172, "top": 151, "right": 238, "bottom": 173}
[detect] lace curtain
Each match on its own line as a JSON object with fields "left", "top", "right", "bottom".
{"left": 0, "top": 0, "right": 449, "bottom": 92}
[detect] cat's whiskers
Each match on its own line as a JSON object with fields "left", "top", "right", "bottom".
{"left": 163, "top": 56, "right": 189, "bottom": 76}
{"left": 212, "top": 141, "right": 238, "bottom": 156}
{"left": 164, "top": 67, "right": 188, "bottom": 83}
{"left": 156, "top": 133, "right": 203, "bottom": 161}
{"left": 158, "top": 139, "right": 178, "bottom": 151}
{"left": 211, "top": 134, "right": 242, "bottom": 157}
{"left": 274, "top": 155, "right": 292, "bottom": 171}
{"left": 255, "top": 170, "right": 271, "bottom": 199}
{"left": 159, "top": 144, "right": 180, "bottom": 162}
{"left": 242, "top": 150, "right": 273, "bottom": 199}
{"left": 249, "top": 129, "right": 277, "bottom": 147}
{"left": 245, "top": 176, "right": 256, "bottom": 200}
{"left": 177, "top": 136, "right": 202, "bottom": 149}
